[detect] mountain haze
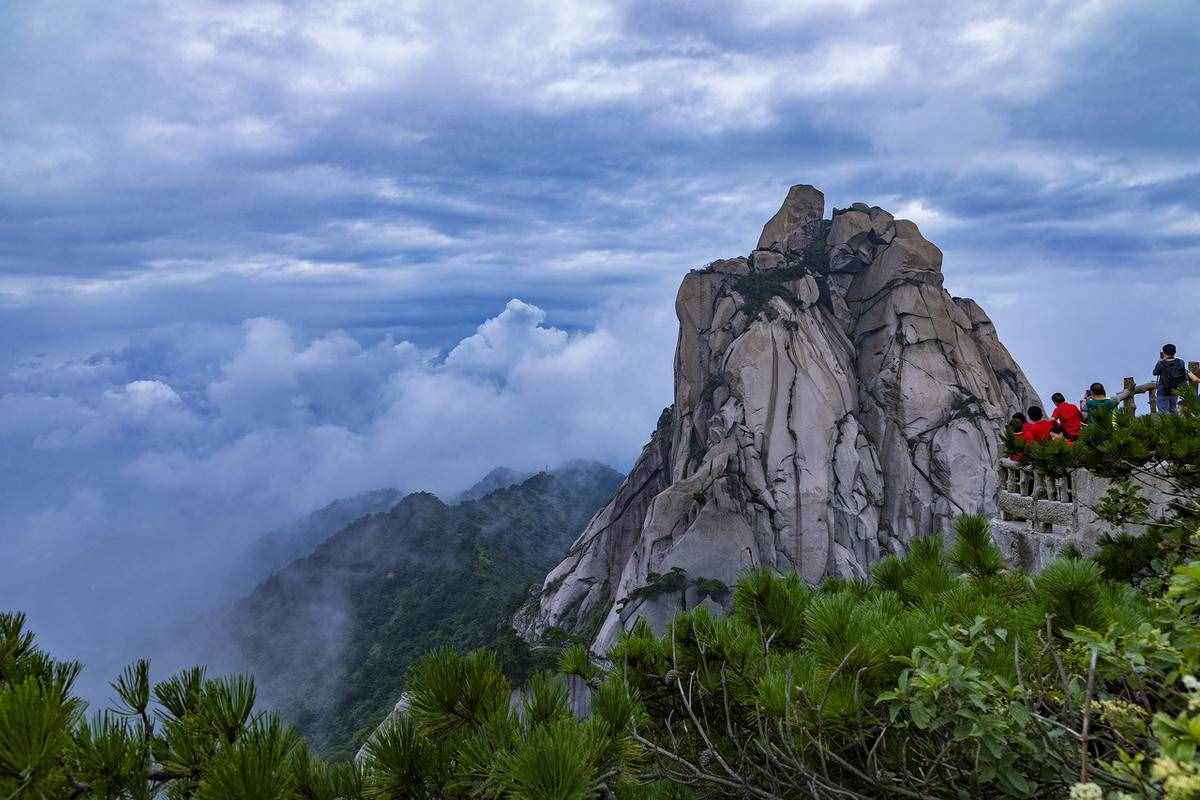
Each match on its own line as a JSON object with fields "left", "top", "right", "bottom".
{"left": 456, "top": 467, "right": 533, "bottom": 503}
{"left": 250, "top": 488, "right": 405, "bottom": 580}
{"left": 224, "top": 461, "right": 623, "bottom": 758}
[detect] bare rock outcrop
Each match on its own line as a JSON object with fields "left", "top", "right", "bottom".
{"left": 517, "top": 184, "right": 1039, "bottom": 651}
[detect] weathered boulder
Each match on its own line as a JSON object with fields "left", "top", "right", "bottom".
{"left": 757, "top": 184, "right": 825, "bottom": 253}
{"left": 519, "top": 184, "right": 1038, "bottom": 652}
{"left": 709, "top": 257, "right": 751, "bottom": 275}
{"left": 751, "top": 249, "right": 785, "bottom": 271}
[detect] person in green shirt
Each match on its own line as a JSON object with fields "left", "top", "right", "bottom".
{"left": 1084, "top": 382, "right": 1118, "bottom": 424}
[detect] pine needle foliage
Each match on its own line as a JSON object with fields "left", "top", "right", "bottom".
{"left": 1096, "top": 528, "right": 1165, "bottom": 583}
{"left": 949, "top": 514, "right": 1004, "bottom": 578}
{"left": 1034, "top": 556, "right": 1106, "bottom": 634}
{"left": 732, "top": 568, "right": 812, "bottom": 647}
{"left": 604, "top": 511, "right": 1161, "bottom": 799}
{"left": 407, "top": 647, "right": 510, "bottom": 739}
{"left": 360, "top": 714, "right": 434, "bottom": 799}
{"left": 492, "top": 719, "right": 601, "bottom": 800}
{"left": 0, "top": 616, "right": 649, "bottom": 799}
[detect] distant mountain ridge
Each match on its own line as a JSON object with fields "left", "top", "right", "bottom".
{"left": 247, "top": 468, "right": 535, "bottom": 580}
{"left": 456, "top": 467, "right": 532, "bottom": 502}
{"left": 251, "top": 488, "right": 405, "bottom": 578}
{"left": 223, "top": 461, "right": 623, "bottom": 759}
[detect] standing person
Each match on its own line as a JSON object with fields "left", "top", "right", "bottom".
{"left": 1085, "top": 382, "right": 1118, "bottom": 423}
{"left": 1022, "top": 406, "right": 1054, "bottom": 444}
{"left": 1152, "top": 344, "right": 1200, "bottom": 414}
{"left": 1051, "top": 392, "right": 1082, "bottom": 440}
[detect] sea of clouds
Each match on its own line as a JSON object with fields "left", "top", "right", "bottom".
{"left": 0, "top": 293, "right": 676, "bottom": 696}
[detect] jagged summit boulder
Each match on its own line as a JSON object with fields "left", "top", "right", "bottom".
{"left": 517, "top": 184, "right": 1039, "bottom": 652}
{"left": 757, "top": 183, "right": 825, "bottom": 253}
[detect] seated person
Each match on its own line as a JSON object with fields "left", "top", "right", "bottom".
{"left": 1008, "top": 412, "right": 1027, "bottom": 436}
{"left": 1022, "top": 406, "right": 1054, "bottom": 444}
{"left": 1051, "top": 392, "right": 1082, "bottom": 439}
{"left": 1050, "top": 418, "right": 1076, "bottom": 444}
{"left": 1006, "top": 412, "right": 1029, "bottom": 459}
{"left": 1084, "top": 382, "right": 1118, "bottom": 423}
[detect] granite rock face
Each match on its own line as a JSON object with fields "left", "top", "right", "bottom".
{"left": 517, "top": 184, "right": 1039, "bottom": 651}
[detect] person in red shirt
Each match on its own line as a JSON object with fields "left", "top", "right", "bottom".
{"left": 1022, "top": 406, "right": 1054, "bottom": 444}
{"left": 1050, "top": 392, "right": 1082, "bottom": 440}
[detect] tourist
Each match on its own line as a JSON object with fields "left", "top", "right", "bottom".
{"left": 1084, "top": 382, "right": 1118, "bottom": 423}
{"left": 1022, "top": 406, "right": 1054, "bottom": 444}
{"left": 1008, "top": 412, "right": 1027, "bottom": 459}
{"left": 1152, "top": 343, "right": 1200, "bottom": 414}
{"left": 1009, "top": 412, "right": 1027, "bottom": 436}
{"left": 1051, "top": 392, "right": 1082, "bottom": 440}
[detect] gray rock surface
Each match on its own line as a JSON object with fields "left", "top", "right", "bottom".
{"left": 757, "top": 184, "right": 825, "bottom": 252}
{"left": 517, "top": 184, "right": 1039, "bottom": 652}
{"left": 355, "top": 694, "right": 410, "bottom": 763}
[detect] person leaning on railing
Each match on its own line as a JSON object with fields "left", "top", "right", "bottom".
{"left": 1008, "top": 412, "right": 1027, "bottom": 437}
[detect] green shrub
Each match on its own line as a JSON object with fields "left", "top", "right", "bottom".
{"left": 907, "top": 534, "right": 946, "bottom": 566}
{"left": 1096, "top": 529, "right": 1163, "bottom": 583}
{"left": 1034, "top": 557, "right": 1106, "bottom": 633}
{"left": 949, "top": 514, "right": 1004, "bottom": 578}
{"left": 732, "top": 568, "right": 810, "bottom": 647}
{"left": 870, "top": 554, "right": 912, "bottom": 594}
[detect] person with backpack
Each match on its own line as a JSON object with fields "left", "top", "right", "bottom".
{"left": 1152, "top": 343, "right": 1200, "bottom": 414}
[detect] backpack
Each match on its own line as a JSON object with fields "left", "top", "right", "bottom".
{"left": 1161, "top": 358, "right": 1187, "bottom": 393}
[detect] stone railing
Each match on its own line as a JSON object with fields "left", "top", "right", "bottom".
{"left": 993, "top": 458, "right": 1175, "bottom": 572}
{"left": 992, "top": 458, "right": 1087, "bottom": 570}
{"left": 998, "top": 458, "right": 1074, "bottom": 507}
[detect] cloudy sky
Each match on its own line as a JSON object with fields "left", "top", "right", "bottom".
{"left": 2, "top": 0, "right": 1198, "bottom": 682}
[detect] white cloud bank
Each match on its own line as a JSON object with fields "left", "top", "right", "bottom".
{"left": 0, "top": 295, "right": 675, "bottom": 691}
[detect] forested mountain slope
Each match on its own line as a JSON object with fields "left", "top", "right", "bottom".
{"left": 225, "top": 462, "right": 622, "bottom": 758}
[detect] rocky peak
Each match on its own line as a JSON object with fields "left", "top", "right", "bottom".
{"left": 756, "top": 183, "right": 825, "bottom": 253}
{"left": 518, "top": 183, "right": 1038, "bottom": 652}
